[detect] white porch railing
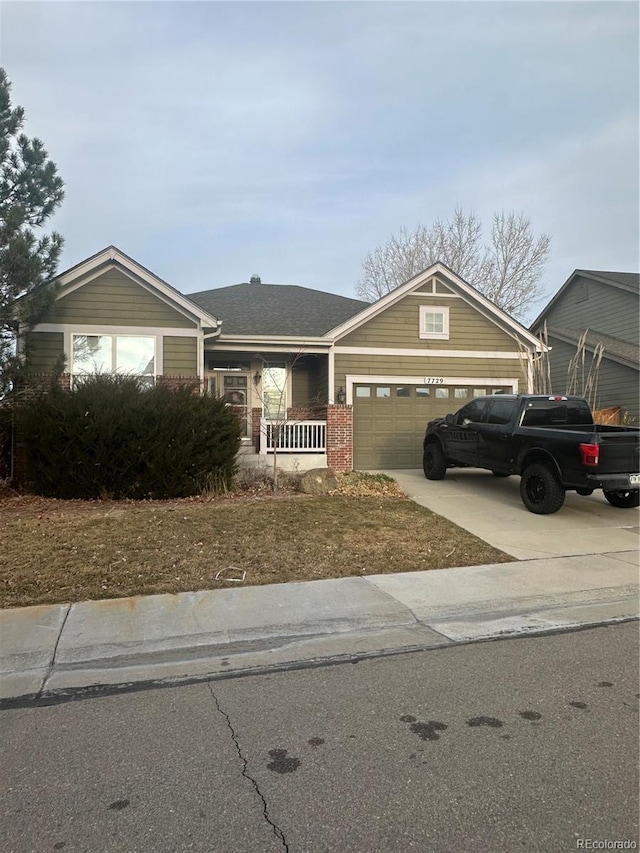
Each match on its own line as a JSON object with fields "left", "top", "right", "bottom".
{"left": 259, "top": 419, "right": 327, "bottom": 454}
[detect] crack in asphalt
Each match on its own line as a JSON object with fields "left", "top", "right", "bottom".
{"left": 207, "top": 682, "right": 288, "bottom": 852}
{"left": 36, "top": 604, "right": 71, "bottom": 701}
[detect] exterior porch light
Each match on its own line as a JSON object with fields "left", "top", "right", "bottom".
{"left": 253, "top": 371, "right": 262, "bottom": 386}
{"left": 336, "top": 386, "right": 346, "bottom": 405}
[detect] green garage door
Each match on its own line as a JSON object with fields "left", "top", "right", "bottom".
{"left": 352, "top": 382, "right": 511, "bottom": 470}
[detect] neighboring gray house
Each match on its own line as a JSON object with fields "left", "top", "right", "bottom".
{"left": 530, "top": 270, "right": 639, "bottom": 422}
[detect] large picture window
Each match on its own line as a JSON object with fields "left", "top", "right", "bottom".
{"left": 72, "top": 334, "right": 155, "bottom": 383}
{"left": 419, "top": 306, "right": 450, "bottom": 340}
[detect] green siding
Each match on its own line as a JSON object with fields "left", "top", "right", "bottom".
{"left": 26, "top": 331, "right": 65, "bottom": 372}
{"left": 163, "top": 337, "right": 198, "bottom": 376}
{"left": 340, "top": 295, "right": 517, "bottom": 350}
{"left": 292, "top": 366, "right": 312, "bottom": 406}
{"left": 49, "top": 268, "right": 197, "bottom": 328}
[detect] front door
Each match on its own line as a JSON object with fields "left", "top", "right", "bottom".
{"left": 216, "top": 373, "right": 250, "bottom": 437}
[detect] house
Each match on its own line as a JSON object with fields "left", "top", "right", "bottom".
{"left": 23, "top": 246, "right": 545, "bottom": 472}
{"left": 530, "top": 270, "right": 639, "bottom": 423}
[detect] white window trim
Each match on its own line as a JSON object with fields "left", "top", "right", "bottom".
{"left": 64, "top": 326, "right": 163, "bottom": 381}
{"left": 419, "top": 305, "right": 450, "bottom": 340}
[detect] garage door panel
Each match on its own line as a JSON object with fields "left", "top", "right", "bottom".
{"left": 353, "top": 382, "right": 504, "bottom": 470}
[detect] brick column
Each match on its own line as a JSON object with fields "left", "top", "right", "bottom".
{"left": 251, "top": 407, "right": 262, "bottom": 451}
{"left": 326, "top": 404, "right": 353, "bottom": 472}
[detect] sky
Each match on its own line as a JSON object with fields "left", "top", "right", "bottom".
{"left": 1, "top": 0, "right": 638, "bottom": 323}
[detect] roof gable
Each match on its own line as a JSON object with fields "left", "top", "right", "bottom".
{"left": 530, "top": 269, "right": 639, "bottom": 330}
{"left": 327, "top": 262, "right": 544, "bottom": 350}
{"left": 54, "top": 246, "right": 221, "bottom": 330}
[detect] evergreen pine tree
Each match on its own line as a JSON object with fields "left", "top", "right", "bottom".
{"left": 0, "top": 67, "right": 64, "bottom": 395}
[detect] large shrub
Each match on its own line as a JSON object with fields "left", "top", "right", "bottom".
{"left": 19, "top": 375, "right": 242, "bottom": 498}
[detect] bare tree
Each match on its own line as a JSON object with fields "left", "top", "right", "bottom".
{"left": 357, "top": 208, "right": 551, "bottom": 320}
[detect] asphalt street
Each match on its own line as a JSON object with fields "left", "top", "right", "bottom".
{"left": 2, "top": 622, "right": 638, "bottom": 853}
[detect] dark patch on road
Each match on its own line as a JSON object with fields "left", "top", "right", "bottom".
{"left": 220, "top": 659, "right": 229, "bottom": 667}
{"left": 569, "top": 701, "right": 588, "bottom": 709}
{"left": 519, "top": 710, "right": 542, "bottom": 721}
{"left": 53, "top": 844, "right": 65, "bottom": 850}
{"left": 399, "top": 715, "right": 417, "bottom": 723}
{"left": 500, "top": 735, "right": 511, "bottom": 740}
{"left": 267, "top": 749, "right": 301, "bottom": 774}
{"left": 308, "top": 737, "right": 324, "bottom": 748}
{"left": 407, "top": 720, "right": 448, "bottom": 741}
{"left": 108, "top": 799, "right": 130, "bottom": 811}
{"left": 467, "top": 716, "right": 503, "bottom": 728}
{"left": 598, "top": 681, "right": 613, "bottom": 687}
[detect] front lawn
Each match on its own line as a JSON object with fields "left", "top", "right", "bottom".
{"left": 0, "top": 478, "right": 513, "bottom": 608}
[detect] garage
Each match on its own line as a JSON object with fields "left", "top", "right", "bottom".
{"left": 352, "top": 381, "right": 513, "bottom": 470}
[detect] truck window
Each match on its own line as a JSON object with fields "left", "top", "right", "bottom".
{"left": 521, "top": 400, "right": 593, "bottom": 427}
{"left": 455, "top": 399, "right": 488, "bottom": 425}
{"left": 486, "top": 399, "right": 517, "bottom": 425}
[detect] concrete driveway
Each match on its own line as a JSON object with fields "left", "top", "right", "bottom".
{"left": 385, "top": 468, "right": 640, "bottom": 560}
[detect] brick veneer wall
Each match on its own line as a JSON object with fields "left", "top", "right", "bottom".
{"left": 251, "top": 408, "right": 262, "bottom": 450}
{"left": 326, "top": 404, "right": 353, "bottom": 472}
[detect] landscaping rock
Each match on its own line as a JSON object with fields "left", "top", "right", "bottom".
{"left": 300, "top": 467, "right": 338, "bottom": 495}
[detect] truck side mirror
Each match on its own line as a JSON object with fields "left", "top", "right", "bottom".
{"left": 445, "top": 413, "right": 455, "bottom": 426}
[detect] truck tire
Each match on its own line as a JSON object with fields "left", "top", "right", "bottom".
{"left": 520, "top": 463, "right": 565, "bottom": 514}
{"left": 603, "top": 489, "right": 640, "bottom": 509}
{"left": 576, "top": 487, "right": 594, "bottom": 496}
{"left": 423, "top": 442, "right": 447, "bottom": 480}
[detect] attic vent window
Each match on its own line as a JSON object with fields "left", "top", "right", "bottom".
{"left": 250, "top": 274, "right": 261, "bottom": 285}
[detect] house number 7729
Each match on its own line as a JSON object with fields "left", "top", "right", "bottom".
{"left": 424, "top": 377, "right": 445, "bottom": 384}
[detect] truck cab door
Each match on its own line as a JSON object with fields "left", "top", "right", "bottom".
{"left": 446, "top": 398, "right": 489, "bottom": 465}
{"left": 477, "top": 398, "right": 518, "bottom": 470}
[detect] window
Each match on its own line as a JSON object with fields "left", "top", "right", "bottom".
{"left": 419, "top": 306, "right": 450, "bottom": 340}
{"left": 416, "top": 387, "right": 430, "bottom": 398}
{"left": 456, "top": 399, "right": 488, "bottom": 425}
{"left": 396, "top": 386, "right": 411, "bottom": 398}
{"left": 355, "top": 386, "right": 371, "bottom": 398}
{"left": 454, "top": 388, "right": 467, "bottom": 399}
{"left": 486, "top": 399, "right": 517, "bottom": 425}
{"left": 435, "top": 387, "right": 449, "bottom": 398}
{"left": 376, "top": 387, "right": 391, "bottom": 398}
{"left": 72, "top": 334, "right": 155, "bottom": 383}
{"left": 473, "top": 388, "right": 487, "bottom": 398}
{"left": 262, "top": 365, "right": 287, "bottom": 420}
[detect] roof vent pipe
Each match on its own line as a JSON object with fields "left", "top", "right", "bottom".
{"left": 249, "top": 274, "right": 261, "bottom": 284}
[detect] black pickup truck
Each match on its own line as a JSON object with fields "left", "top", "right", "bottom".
{"left": 423, "top": 394, "right": 640, "bottom": 514}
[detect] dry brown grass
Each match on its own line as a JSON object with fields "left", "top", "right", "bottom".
{"left": 0, "top": 476, "right": 513, "bottom": 608}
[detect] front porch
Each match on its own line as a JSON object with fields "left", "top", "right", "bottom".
{"left": 239, "top": 405, "right": 352, "bottom": 472}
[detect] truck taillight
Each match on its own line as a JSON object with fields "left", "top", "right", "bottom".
{"left": 580, "top": 442, "right": 600, "bottom": 467}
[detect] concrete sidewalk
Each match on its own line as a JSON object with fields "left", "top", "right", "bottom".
{"left": 2, "top": 551, "right": 638, "bottom": 703}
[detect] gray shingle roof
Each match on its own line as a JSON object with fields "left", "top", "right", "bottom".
{"left": 575, "top": 270, "right": 639, "bottom": 292}
{"left": 187, "top": 282, "right": 368, "bottom": 337}
{"left": 549, "top": 326, "right": 640, "bottom": 370}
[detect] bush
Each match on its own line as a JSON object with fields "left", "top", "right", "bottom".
{"left": 19, "top": 375, "right": 242, "bottom": 499}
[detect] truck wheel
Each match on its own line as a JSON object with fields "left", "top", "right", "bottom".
{"left": 423, "top": 442, "right": 447, "bottom": 480}
{"left": 520, "top": 464, "right": 565, "bottom": 514}
{"left": 603, "top": 489, "right": 640, "bottom": 509}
